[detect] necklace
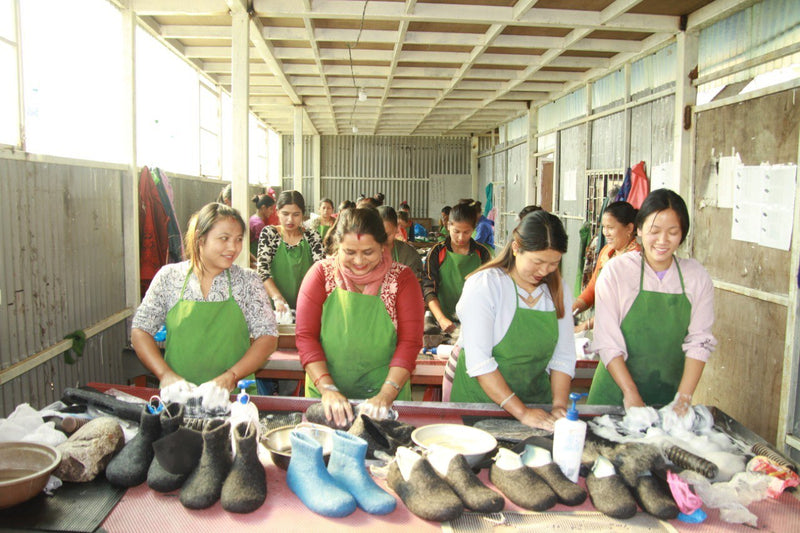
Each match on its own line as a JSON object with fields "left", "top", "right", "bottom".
{"left": 510, "top": 272, "right": 542, "bottom": 307}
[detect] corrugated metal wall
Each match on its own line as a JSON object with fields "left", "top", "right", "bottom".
{"left": 590, "top": 112, "right": 626, "bottom": 170}
{"left": 557, "top": 124, "right": 588, "bottom": 298}
{"left": 631, "top": 43, "right": 677, "bottom": 97}
{"left": 0, "top": 158, "right": 128, "bottom": 413}
{"left": 320, "top": 178, "right": 429, "bottom": 218}
{"left": 630, "top": 96, "right": 675, "bottom": 168}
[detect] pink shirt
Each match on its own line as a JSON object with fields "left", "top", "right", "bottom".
{"left": 593, "top": 251, "right": 717, "bottom": 366}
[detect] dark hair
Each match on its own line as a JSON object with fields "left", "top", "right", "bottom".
{"left": 441, "top": 206, "right": 452, "bottom": 216}
{"left": 399, "top": 201, "right": 410, "bottom": 211}
{"left": 217, "top": 184, "right": 232, "bottom": 204}
{"left": 475, "top": 210, "right": 568, "bottom": 318}
{"left": 377, "top": 205, "right": 398, "bottom": 226}
{"left": 603, "top": 201, "right": 637, "bottom": 227}
{"left": 518, "top": 205, "right": 543, "bottom": 220}
{"left": 319, "top": 198, "right": 334, "bottom": 209}
{"left": 449, "top": 202, "right": 478, "bottom": 227}
{"left": 373, "top": 192, "right": 385, "bottom": 206}
{"left": 357, "top": 197, "right": 378, "bottom": 209}
{"left": 276, "top": 190, "right": 306, "bottom": 214}
{"left": 339, "top": 200, "right": 356, "bottom": 211}
{"left": 397, "top": 211, "right": 410, "bottom": 223}
{"left": 636, "top": 189, "right": 690, "bottom": 244}
{"left": 327, "top": 208, "right": 388, "bottom": 252}
{"left": 185, "top": 203, "right": 245, "bottom": 274}
{"left": 252, "top": 194, "right": 275, "bottom": 209}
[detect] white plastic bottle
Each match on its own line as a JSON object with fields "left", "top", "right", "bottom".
{"left": 552, "top": 392, "right": 588, "bottom": 483}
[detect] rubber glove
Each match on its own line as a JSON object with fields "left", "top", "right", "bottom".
{"left": 160, "top": 379, "right": 196, "bottom": 404}
{"left": 196, "top": 381, "right": 231, "bottom": 414}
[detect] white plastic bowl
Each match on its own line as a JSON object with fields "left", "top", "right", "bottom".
{"left": 411, "top": 424, "right": 497, "bottom": 467}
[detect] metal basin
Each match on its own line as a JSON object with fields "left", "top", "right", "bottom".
{"left": 262, "top": 423, "right": 334, "bottom": 470}
{"left": 411, "top": 423, "right": 497, "bottom": 467}
{"left": 0, "top": 442, "right": 62, "bottom": 509}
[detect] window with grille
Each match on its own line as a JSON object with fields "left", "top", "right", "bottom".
{"left": 585, "top": 170, "right": 625, "bottom": 240}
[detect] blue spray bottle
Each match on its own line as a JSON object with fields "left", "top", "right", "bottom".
{"left": 552, "top": 392, "right": 588, "bottom": 483}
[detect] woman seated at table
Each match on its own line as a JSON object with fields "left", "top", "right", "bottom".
{"left": 450, "top": 211, "right": 576, "bottom": 430}
{"left": 572, "top": 201, "right": 640, "bottom": 331}
{"left": 257, "top": 190, "right": 324, "bottom": 313}
{"left": 587, "top": 189, "right": 716, "bottom": 413}
{"left": 422, "top": 202, "right": 492, "bottom": 334}
{"left": 131, "top": 202, "right": 278, "bottom": 392}
{"left": 296, "top": 208, "right": 424, "bottom": 427}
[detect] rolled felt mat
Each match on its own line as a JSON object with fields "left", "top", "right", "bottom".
{"left": 665, "top": 445, "right": 718, "bottom": 479}
{"left": 62, "top": 387, "right": 145, "bottom": 423}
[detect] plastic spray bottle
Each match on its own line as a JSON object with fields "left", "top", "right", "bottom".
{"left": 552, "top": 392, "right": 588, "bottom": 483}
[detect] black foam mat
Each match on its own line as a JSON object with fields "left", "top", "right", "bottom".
{"left": 0, "top": 476, "right": 124, "bottom": 532}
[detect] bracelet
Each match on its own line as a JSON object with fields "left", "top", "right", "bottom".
{"left": 499, "top": 392, "right": 517, "bottom": 409}
{"left": 384, "top": 379, "right": 401, "bottom": 391}
{"left": 314, "top": 373, "right": 331, "bottom": 388}
{"left": 320, "top": 384, "right": 339, "bottom": 392}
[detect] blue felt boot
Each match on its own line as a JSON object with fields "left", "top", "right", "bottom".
{"left": 287, "top": 430, "right": 357, "bottom": 517}
{"left": 328, "top": 430, "right": 396, "bottom": 515}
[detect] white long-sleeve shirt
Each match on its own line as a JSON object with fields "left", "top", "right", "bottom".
{"left": 455, "top": 267, "right": 577, "bottom": 378}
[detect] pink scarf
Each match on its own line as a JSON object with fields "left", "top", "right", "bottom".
{"left": 334, "top": 246, "right": 392, "bottom": 296}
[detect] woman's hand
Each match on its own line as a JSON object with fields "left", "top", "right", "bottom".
{"left": 273, "top": 297, "right": 289, "bottom": 314}
{"left": 519, "top": 408, "right": 556, "bottom": 431}
{"left": 437, "top": 316, "right": 455, "bottom": 334}
{"left": 361, "top": 391, "right": 394, "bottom": 420}
{"left": 321, "top": 387, "right": 354, "bottom": 428}
{"left": 550, "top": 404, "right": 567, "bottom": 420}
{"left": 158, "top": 370, "right": 184, "bottom": 389}
{"left": 622, "top": 389, "right": 645, "bottom": 410}
{"left": 211, "top": 370, "right": 237, "bottom": 392}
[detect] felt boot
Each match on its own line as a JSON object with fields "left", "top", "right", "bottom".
{"left": 287, "top": 430, "right": 357, "bottom": 517}
{"left": 585, "top": 457, "right": 638, "bottom": 519}
{"left": 105, "top": 407, "right": 160, "bottom": 487}
{"left": 327, "top": 431, "right": 396, "bottom": 515}
{"left": 180, "top": 419, "right": 232, "bottom": 509}
{"left": 221, "top": 421, "right": 267, "bottom": 513}
{"left": 152, "top": 425, "right": 203, "bottom": 476}
{"left": 521, "top": 445, "right": 586, "bottom": 506}
{"left": 489, "top": 448, "right": 556, "bottom": 511}
{"left": 147, "top": 403, "right": 188, "bottom": 492}
{"left": 347, "top": 414, "right": 415, "bottom": 458}
{"left": 305, "top": 401, "right": 356, "bottom": 430}
{"left": 427, "top": 446, "right": 504, "bottom": 513}
{"left": 632, "top": 474, "right": 679, "bottom": 519}
{"left": 386, "top": 447, "right": 463, "bottom": 522}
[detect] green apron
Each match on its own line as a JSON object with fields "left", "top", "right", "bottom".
{"left": 315, "top": 222, "right": 331, "bottom": 241}
{"left": 305, "top": 288, "right": 411, "bottom": 401}
{"left": 587, "top": 256, "right": 691, "bottom": 406}
{"left": 451, "top": 280, "right": 558, "bottom": 403}
{"left": 271, "top": 232, "right": 313, "bottom": 309}
{"left": 439, "top": 250, "right": 483, "bottom": 320}
{"left": 165, "top": 269, "right": 255, "bottom": 393}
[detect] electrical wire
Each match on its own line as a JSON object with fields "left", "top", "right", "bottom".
{"left": 348, "top": 0, "right": 369, "bottom": 132}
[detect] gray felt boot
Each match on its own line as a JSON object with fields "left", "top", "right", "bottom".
{"left": 489, "top": 448, "right": 556, "bottom": 511}
{"left": 147, "top": 403, "right": 188, "bottom": 492}
{"left": 427, "top": 447, "right": 504, "bottom": 513}
{"left": 585, "top": 457, "right": 638, "bottom": 519}
{"left": 180, "top": 419, "right": 232, "bottom": 509}
{"left": 105, "top": 407, "right": 160, "bottom": 487}
{"left": 221, "top": 421, "right": 267, "bottom": 513}
{"left": 387, "top": 447, "right": 463, "bottom": 522}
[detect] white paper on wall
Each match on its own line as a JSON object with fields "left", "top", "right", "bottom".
{"left": 562, "top": 169, "right": 577, "bottom": 201}
{"left": 651, "top": 161, "right": 677, "bottom": 192}
{"left": 731, "top": 164, "right": 797, "bottom": 250}
{"left": 716, "top": 154, "right": 740, "bottom": 209}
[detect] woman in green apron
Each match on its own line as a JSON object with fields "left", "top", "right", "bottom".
{"left": 587, "top": 189, "right": 716, "bottom": 415}
{"left": 131, "top": 202, "right": 278, "bottom": 394}
{"left": 449, "top": 211, "right": 576, "bottom": 430}
{"left": 308, "top": 198, "right": 335, "bottom": 241}
{"left": 256, "top": 190, "right": 325, "bottom": 313}
{"left": 422, "top": 202, "right": 493, "bottom": 334}
{"left": 295, "top": 208, "right": 425, "bottom": 427}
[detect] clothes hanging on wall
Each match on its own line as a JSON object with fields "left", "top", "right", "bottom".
{"left": 626, "top": 161, "right": 650, "bottom": 209}
{"left": 139, "top": 166, "right": 169, "bottom": 297}
{"left": 152, "top": 168, "right": 183, "bottom": 263}
{"left": 575, "top": 221, "right": 591, "bottom": 298}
